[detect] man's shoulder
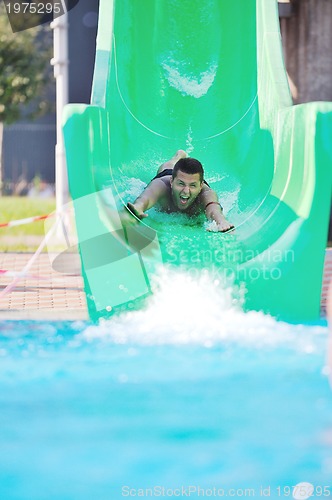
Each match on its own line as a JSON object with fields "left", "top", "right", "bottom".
{"left": 150, "top": 176, "right": 171, "bottom": 190}
{"left": 147, "top": 177, "right": 170, "bottom": 210}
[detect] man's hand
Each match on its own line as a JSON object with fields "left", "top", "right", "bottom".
{"left": 127, "top": 202, "right": 148, "bottom": 220}
{"left": 201, "top": 188, "right": 235, "bottom": 233}
{"left": 120, "top": 202, "right": 148, "bottom": 226}
{"left": 206, "top": 217, "right": 235, "bottom": 233}
{"left": 215, "top": 220, "right": 235, "bottom": 233}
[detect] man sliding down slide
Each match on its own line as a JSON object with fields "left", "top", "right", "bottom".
{"left": 123, "top": 150, "right": 235, "bottom": 233}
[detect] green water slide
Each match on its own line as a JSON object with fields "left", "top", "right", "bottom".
{"left": 63, "top": 0, "right": 332, "bottom": 323}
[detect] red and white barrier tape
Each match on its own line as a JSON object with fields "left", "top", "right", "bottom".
{"left": 0, "top": 215, "right": 60, "bottom": 299}
{"left": 0, "top": 269, "right": 79, "bottom": 280}
{"left": 0, "top": 210, "right": 81, "bottom": 298}
{"left": 0, "top": 213, "right": 53, "bottom": 228}
{"left": 0, "top": 269, "right": 41, "bottom": 280}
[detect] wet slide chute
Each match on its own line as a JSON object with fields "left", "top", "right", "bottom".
{"left": 63, "top": 0, "right": 332, "bottom": 322}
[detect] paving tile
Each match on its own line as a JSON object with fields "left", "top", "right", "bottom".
{"left": 0, "top": 252, "right": 88, "bottom": 320}
{"left": 1, "top": 249, "right": 331, "bottom": 320}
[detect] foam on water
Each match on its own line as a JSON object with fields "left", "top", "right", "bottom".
{"left": 161, "top": 59, "right": 218, "bottom": 98}
{"left": 185, "top": 127, "right": 194, "bottom": 155}
{"left": 118, "top": 175, "right": 146, "bottom": 201}
{"left": 81, "top": 268, "right": 327, "bottom": 352}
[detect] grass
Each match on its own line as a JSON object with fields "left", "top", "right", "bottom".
{"left": 0, "top": 196, "right": 56, "bottom": 252}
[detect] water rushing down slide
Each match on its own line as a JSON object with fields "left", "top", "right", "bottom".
{"left": 63, "top": 0, "right": 332, "bottom": 322}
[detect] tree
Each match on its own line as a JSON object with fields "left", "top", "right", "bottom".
{"left": 0, "top": 4, "right": 52, "bottom": 194}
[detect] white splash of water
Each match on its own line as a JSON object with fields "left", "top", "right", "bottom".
{"left": 161, "top": 59, "right": 218, "bottom": 98}
{"left": 218, "top": 184, "right": 241, "bottom": 216}
{"left": 80, "top": 268, "right": 327, "bottom": 349}
{"left": 186, "top": 127, "right": 194, "bottom": 155}
{"left": 116, "top": 176, "right": 146, "bottom": 202}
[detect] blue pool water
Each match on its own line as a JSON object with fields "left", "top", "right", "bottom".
{"left": 0, "top": 272, "right": 331, "bottom": 499}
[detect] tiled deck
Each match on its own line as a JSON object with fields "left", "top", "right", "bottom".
{"left": 0, "top": 253, "right": 88, "bottom": 320}
{"left": 0, "top": 249, "right": 331, "bottom": 321}
{"left": 321, "top": 247, "right": 332, "bottom": 316}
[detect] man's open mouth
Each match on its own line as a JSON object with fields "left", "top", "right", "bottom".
{"left": 180, "top": 196, "right": 190, "bottom": 205}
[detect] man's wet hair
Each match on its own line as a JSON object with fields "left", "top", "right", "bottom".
{"left": 172, "top": 158, "right": 204, "bottom": 183}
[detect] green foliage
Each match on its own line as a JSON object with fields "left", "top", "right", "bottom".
{"left": 0, "top": 4, "right": 52, "bottom": 124}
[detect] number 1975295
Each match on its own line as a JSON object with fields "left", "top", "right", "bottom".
{"left": 277, "top": 484, "right": 331, "bottom": 497}
{"left": 5, "top": 3, "right": 62, "bottom": 15}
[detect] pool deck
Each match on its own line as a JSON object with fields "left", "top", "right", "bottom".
{"left": 0, "top": 252, "right": 88, "bottom": 321}
{"left": 0, "top": 249, "right": 331, "bottom": 322}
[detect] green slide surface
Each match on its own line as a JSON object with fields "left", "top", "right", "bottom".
{"left": 63, "top": 0, "right": 332, "bottom": 323}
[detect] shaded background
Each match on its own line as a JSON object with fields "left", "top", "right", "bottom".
{"left": 2, "top": 0, "right": 99, "bottom": 189}
{"left": 279, "top": 0, "right": 332, "bottom": 104}
{"left": 2, "top": 0, "right": 332, "bottom": 241}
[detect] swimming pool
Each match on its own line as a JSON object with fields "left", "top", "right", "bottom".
{"left": 0, "top": 272, "right": 331, "bottom": 499}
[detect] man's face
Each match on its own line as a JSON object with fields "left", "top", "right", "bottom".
{"left": 170, "top": 170, "right": 203, "bottom": 211}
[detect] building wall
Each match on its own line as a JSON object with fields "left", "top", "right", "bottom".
{"left": 279, "top": 0, "right": 332, "bottom": 104}
{"left": 279, "top": 0, "right": 332, "bottom": 241}
{"left": 68, "top": 0, "right": 99, "bottom": 104}
{"left": 2, "top": 25, "right": 56, "bottom": 189}
{"left": 2, "top": 0, "right": 99, "bottom": 188}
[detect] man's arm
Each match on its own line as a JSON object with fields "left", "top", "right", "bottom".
{"left": 200, "top": 185, "right": 235, "bottom": 232}
{"left": 125, "top": 179, "right": 168, "bottom": 220}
